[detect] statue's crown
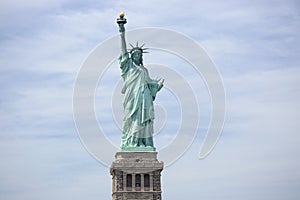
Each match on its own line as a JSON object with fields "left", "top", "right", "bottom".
{"left": 129, "top": 42, "right": 149, "bottom": 54}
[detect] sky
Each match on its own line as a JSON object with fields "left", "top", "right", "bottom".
{"left": 1, "top": 0, "right": 300, "bottom": 199}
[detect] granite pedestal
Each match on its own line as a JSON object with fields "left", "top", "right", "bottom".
{"left": 110, "top": 152, "right": 163, "bottom": 200}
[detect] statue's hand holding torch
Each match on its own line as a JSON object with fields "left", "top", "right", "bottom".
{"left": 117, "top": 12, "right": 127, "bottom": 32}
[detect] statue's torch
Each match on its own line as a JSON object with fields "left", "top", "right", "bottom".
{"left": 117, "top": 12, "right": 127, "bottom": 25}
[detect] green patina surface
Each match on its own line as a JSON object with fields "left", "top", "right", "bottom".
{"left": 117, "top": 14, "right": 164, "bottom": 152}
{"left": 121, "top": 146, "right": 156, "bottom": 152}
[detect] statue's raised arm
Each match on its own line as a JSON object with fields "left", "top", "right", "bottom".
{"left": 117, "top": 12, "right": 127, "bottom": 55}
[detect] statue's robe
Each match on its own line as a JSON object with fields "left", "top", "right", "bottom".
{"left": 119, "top": 52, "right": 160, "bottom": 148}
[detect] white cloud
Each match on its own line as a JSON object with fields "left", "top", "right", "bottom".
{"left": 1, "top": 0, "right": 300, "bottom": 199}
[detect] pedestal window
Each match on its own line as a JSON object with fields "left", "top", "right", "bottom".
{"left": 135, "top": 174, "right": 141, "bottom": 188}
{"left": 144, "top": 174, "right": 150, "bottom": 188}
{"left": 126, "top": 174, "right": 132, "bottom": 188}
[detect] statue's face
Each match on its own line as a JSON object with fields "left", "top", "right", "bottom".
{"left": 132, "top": 50, "right": 142, "bottom": 65}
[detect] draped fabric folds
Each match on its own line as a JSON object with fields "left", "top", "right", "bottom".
{"left": 119, "top": 53, "right": 160, "bottom": 148}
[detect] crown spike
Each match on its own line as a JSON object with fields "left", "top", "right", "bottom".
{"left": 128, "top": 41, "right": 149, "bottom": 54}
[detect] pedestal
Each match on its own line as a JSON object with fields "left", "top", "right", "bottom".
{"left": 110, "top": 152, "right": 163, "bottom": 200}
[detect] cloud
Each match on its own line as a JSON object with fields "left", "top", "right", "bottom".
{"left": 162, "top": 67, "right": 300, "bottom": 200}
{"left": 1, "top": 0, "right": 300, "bottom": 199}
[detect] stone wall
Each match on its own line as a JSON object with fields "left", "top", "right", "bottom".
{"left": 110, "top": 152, "right": 163, "bottom": 200}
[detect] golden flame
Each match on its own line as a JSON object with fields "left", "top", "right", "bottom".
{"left": 119, "top": 12, "right": 125, "bottom": 18}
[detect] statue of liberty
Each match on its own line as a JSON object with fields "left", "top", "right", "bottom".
{"left": 117, "top": 12, "right": 164, "bottom": 151}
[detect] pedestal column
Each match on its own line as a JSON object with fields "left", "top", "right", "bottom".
{"left": 150, "top": 173, "right": 154, "bottom": 191}
{"left": 132, "top": 174, "right": 136, "bottom": 191}
{"left": 123, "top": 173, "right": 127, "bottom": 191}
{"left": 141, "top": 174, "right": 144, "bottom": 191}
